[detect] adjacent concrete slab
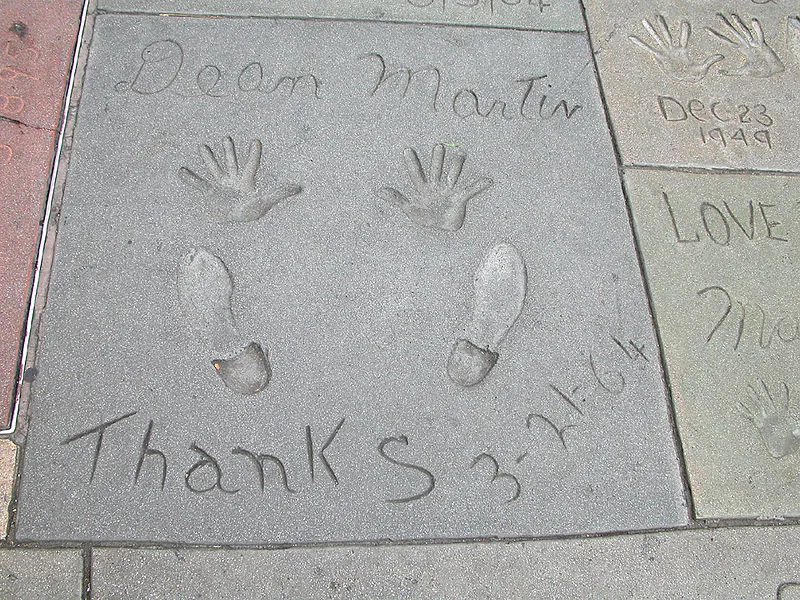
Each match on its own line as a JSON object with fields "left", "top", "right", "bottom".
{"left": 96, "top": 0, "right": 584, "bottom": 32}
{"left": 624, "top": 168, "right": 800, "bottom": 518}
{"left": 16, "top": 14, "right": 686, "bottom": 544}
{"left": 0, "top": 0, "right": 84, "bottom": 428}
{"left": 584, "top": 0, "right": 800, "bottom": 171}
{"left": 93, "top": 526, "right": 800, "bottom": 599}
{"left": 0, "top": 550, "right": 82, "bottom": 599}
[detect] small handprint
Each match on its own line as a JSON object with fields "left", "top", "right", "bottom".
{"left": 377, "top": 144, "right": 493, "bottom": 232}
{"left": 707, "top": 13, "right": 785, "bottom": 78}
{"left": 179, "top": 137, "right": 301, "bottom": 223}
{"left": 629, "top": 15, "right": 723, "bottom": 83}
{"left": 738, "top": 379, "right": 800, "bottom": 459}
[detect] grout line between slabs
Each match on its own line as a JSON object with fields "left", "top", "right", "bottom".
{"left": 576, "top": 0, "right": 697, "bottom": 520}
{"left": 625, "top": 162, "right": 800, "bottom": 178}
{"left": 94, "top": 7, "right": 586, "bottom": 34}
{"left": 4, "top": 0, "right": 97, "bottom": 548}
{"left": 82, "top": 545, "right": 92, "bottom": 600}
{"left": 6, "top": 517, "right": 800, "bottom": 553}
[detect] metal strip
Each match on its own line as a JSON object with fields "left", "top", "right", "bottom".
{"left": 1, "top": 0, "right": 92, "bottom": 435}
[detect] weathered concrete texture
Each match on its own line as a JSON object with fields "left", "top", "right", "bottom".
{"left": 624, "top": 168, "right": 800, "bottom": 518}
{"left": 96, "top": 0, "right": 584, "bottom": 32}
{"left": 16, "top": 15, "right": 686, "bottom": 544}
{"left": 0, "top": 550, "right": 82, "bottom": 600}
{"left": 584, "top": 0, "right": 800, "bottom": 171}
{"left": 0, "top": 0, "right": 83, "bottom": 428}
{"left": 94, "top": 526, "right": 800, "bottom": 599}
{"left": 0, "top": 440, "right": 17, "bottom": 539}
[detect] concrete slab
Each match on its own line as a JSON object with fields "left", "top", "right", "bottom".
{"left": 93, "top": 526, "right": 800, "bottom": 599}
{"left": 96, "top": 0, "right": 584, "bottom": 32}
{"left": 0, "top": 550, "right": 82, "bottom": 600}
{"left": 624, "top": 168, "right": 800, "bottom": 518}
{"left": 584, "top": 0, "right": 800, "bottom": 171}
{"left": 15, "top": 14, "right": 686, "bottom": 544}
{"left": 0, "top": 122, "right": 59, "bottom": 429}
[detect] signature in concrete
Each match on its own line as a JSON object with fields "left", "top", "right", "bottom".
{"left": 60, "top": 413, "right": 525, "bottom": 506}
{"left": 523, "top": 335, "right": 649, "bottom": 453}
{"left": 361, "top": 52, "right": 583, "bottom": 123}
{"left": 697, "top": 285, "right": 798, "bottom": 353}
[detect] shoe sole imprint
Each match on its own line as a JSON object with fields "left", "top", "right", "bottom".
{"left": 448, "top": 243, "right": 527, "bottom": 387}
{"left": 178, "top": 248, "right": 272, "bottom": 395}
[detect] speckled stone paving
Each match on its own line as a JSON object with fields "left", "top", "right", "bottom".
{"left": 3, "top": 0, "right": 800, "bottom": 595}
{"left": 15, "top": 12, "right": 685, "bottom": 545}
{"left": 584, "top": 0, "right": 800, "bottom": 171}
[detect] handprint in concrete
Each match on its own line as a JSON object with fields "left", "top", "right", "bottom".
{"left": 629, "top": 15, "right": 723, "bottom": 83}
{"left": 707, "top": 13, "right": 785, "bottom": 77}
{"left": 377, "top": 144, "right": 493, "bottom": 232}
{"left": 178, "top": 248, "right": 271, "bottom": 396}
{"left": 738, "top": 379, "right": 800, "bottom": 458}
{"left": 179, "top": 137, "right": 301, "bottom": 223}
{"left": 447, "top": 243, "right": 527, "bottom": 387}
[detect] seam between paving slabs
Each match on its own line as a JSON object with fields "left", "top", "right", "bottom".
{"left": 626, "top": 163, "right": 800, "bottom": 178}
{"left": 94, "top": 7, "right": 587, "bottom": 34}
{"left": 83, "top": 545, "right": 92, "bottom": 600}
{"left": 576, "top": 0, "right": 697, "bottom": 521}
{"left": 6, "top": 517, "right": 800, "bottom": 552}
{"left": 6, "top": 2, "right": 800, "bottom": 555}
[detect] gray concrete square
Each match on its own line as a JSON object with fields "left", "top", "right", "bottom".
{"left": 624, "top": 167, "right": 800, "bottom": 518}
{"left": 15, "top": 14, "right": 686, "bottom": 544}
{"left": 0, "top": 550, "right": 82, "bottom": 600}
{"left": 584, "top": 0, "right": 800, "bottom": 171}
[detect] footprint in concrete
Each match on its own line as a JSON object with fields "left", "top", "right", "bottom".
{"left": 447, "top": 243, "right": 527, "bottom": 387}
{"left": 177, "top": 248, "right": 236, "bottom": 337}
{"left": 179, "top": 137, "right": 302, "bottom": 223}
{"left": 738, "top": 379, "right": 800, "bottom": 458}
{"left": 178, "top": 248, "right": 271, "bottom": 395}
{"left": 212, "top": 342, "right": 271, "bottom": 396}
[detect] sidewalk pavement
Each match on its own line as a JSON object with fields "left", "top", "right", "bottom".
{"left": 2, "top": 0, "right": 800, "bottom": 598}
